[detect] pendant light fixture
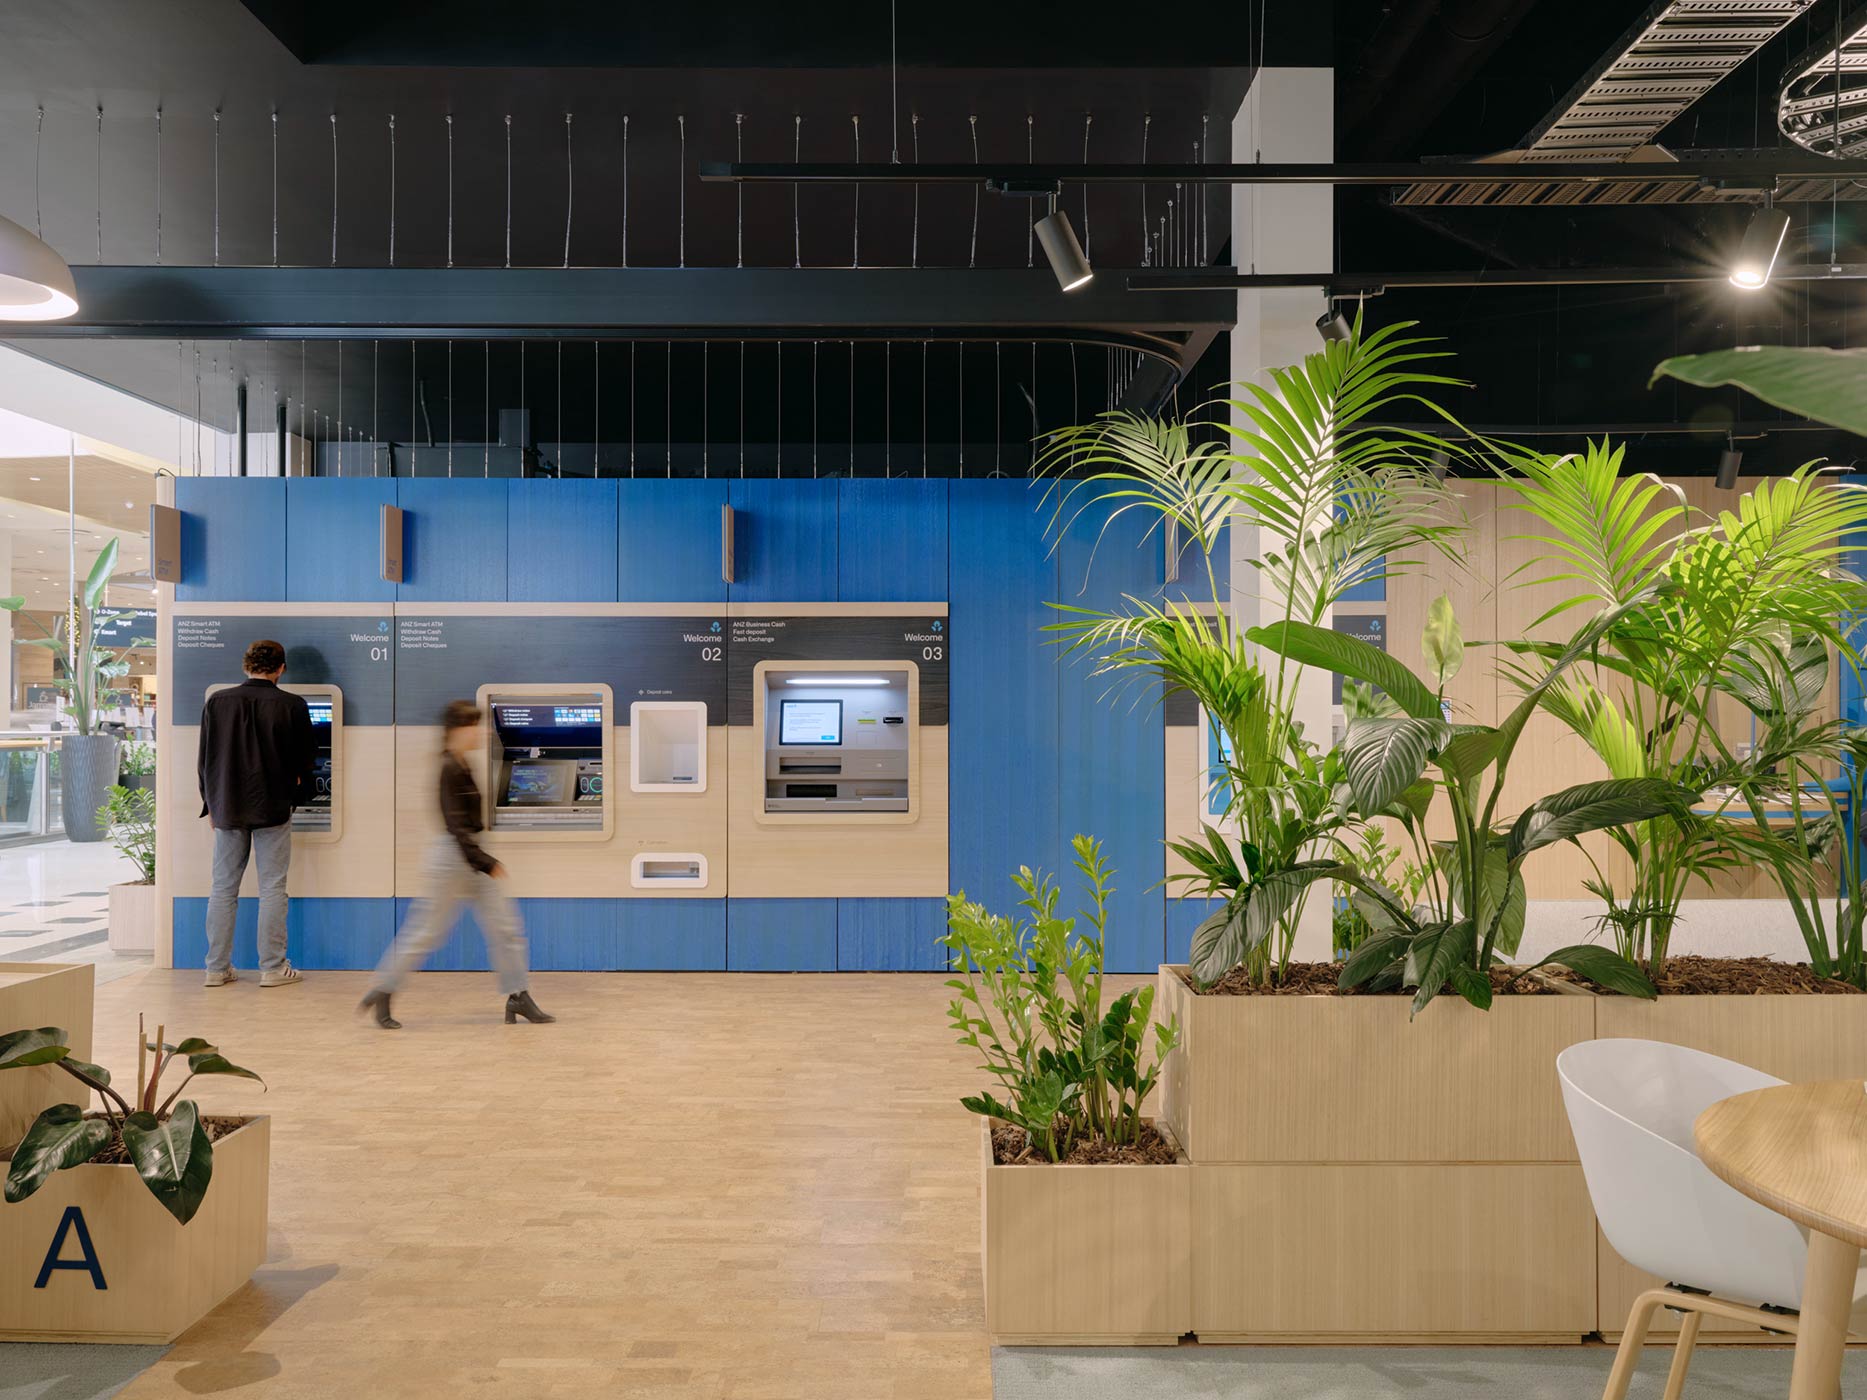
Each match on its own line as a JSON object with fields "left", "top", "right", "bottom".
{"left": 1035, "top": 196, "right": 1093, "bottom": 292}
{"left": 1728, "top": 205, "right": 1790, "bottom": 290}
{"left": 0, "top": 212, "right": 76, "bottom": 320}
{"left": 1716, "top": 438, "right": 1742, "bottom": 489}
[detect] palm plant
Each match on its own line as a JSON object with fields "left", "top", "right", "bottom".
{"left": 1036, "top": 315, "right": 1469, "bottom": 986}
{"left": 1495, "top": 444, "right": 1867, "bottom": 978}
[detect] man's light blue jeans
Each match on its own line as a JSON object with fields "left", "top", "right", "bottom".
{"left": 205, "top": 823, "right": 292, "bottom": 976}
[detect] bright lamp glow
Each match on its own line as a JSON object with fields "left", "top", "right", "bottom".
{"left": 783, "top": 677, "right": 891, "bottom": 686}
{"left": 1728, "top": 207, "right": 1791, "bottom": 291}
{"left": 0, "top": 213, "right": 77, "bottom": 321}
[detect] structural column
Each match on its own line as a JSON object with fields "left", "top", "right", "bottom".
{"left": 1231, "top": 66, "right": 1335, "bottom": 961}
{"left": 0, "top": 528, "right": 11, "bottom": 728}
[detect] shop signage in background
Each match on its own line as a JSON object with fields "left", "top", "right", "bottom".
{"left": 393, "top": 615, "right": 728, "bottom": 724}
{"left": 170, "top": 613, "right": 395, "bottom": 724}
{"left": 1332, "top": 612, "right": 1387, "bottom": 704}
{"left": 91, "top": 608, "right": 158, "bottom": 646}
{"left": 726, "top": 615, "right": 950, "bottom": 725}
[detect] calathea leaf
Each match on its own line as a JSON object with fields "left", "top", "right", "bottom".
{"left": 1243, "top": 863, "right": 1342, "bottom": 954}
{"left": 1422, "top": 592, "right": 1465, "bottom": 688}
{"left": 1339, "top": 930, "right": 1409, "bottom": 990}
{"left": 3, "top": 1104, "right": 109, "bottom": 1203}
{"left": 122, "top": 1101, "right": 216, "bottom": 1226}
{"left": 1190, "top": 899, "right": 1249, "bottom": 986}
{"left": 1342, "top": 717, "right": 1447, "bottom": 815}
{"left": 0, "top": 1027, "right": 72, "bottom": 1071}
{"left": 1535, "top": 945, "right": 1658, "bottom": 1000}
{"left": 1449, "top": 965, "right": 1494, "bottom": 1010}
{"left": 1247, "top": 621, "right": 1444, "bottom": 720}
{"left": 1507, "top": 778, "right": 1697, "bottom": 861}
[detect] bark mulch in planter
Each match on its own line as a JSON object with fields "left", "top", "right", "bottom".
{"left": 990, "top": 1120, "right": 1179, "bottom": 1167}
{"left": 1645, "top": 955, "right": 1864, "bottom": 995}
{"left": 1184, "top": 962, "right": 1569, "bottom": 997}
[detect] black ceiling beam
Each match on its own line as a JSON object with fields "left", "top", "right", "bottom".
{"left": 1130, "top": 264, "right": 1867, "bottom": 292}
{"left": 22, "top": 267, "right": 1233, "bottom": 376}
{"left": 699, "top": 158, "right": 1867, "bottom": 189}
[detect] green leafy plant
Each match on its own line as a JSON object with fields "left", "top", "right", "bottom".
{"left": 1495, "top": 444, "right": 1867, "bottom": 980}
{"left": 119, "top": 740, "right": 156, "bottom": 777}
{"left": 1036, "top": 314, "right": 1470, "bottom": 987}
{"left": 100, "top": 784, "right": 156, "bottom": 884}
{"left": 1651, "top": 346, "right": 1867, "bottom": 438}
{"left": 1252, "top": 591, "right": 1692, "bottom": 1014}
{"left": 942, "top": 836, "right": 1180, "bottom": 1161}
{"left": 1, "top": 1015, "right": 262, "bottom": 1224}
{"left": 8, "top": 538, "right": 149, "bottom": 736}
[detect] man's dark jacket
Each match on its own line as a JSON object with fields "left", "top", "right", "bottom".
{"left": 197, "top": 678, "right": 314, "bottom": 830}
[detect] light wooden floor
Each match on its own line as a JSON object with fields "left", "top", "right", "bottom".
{"left": 89, "top": 969, "right": 999, "bottom": 1400}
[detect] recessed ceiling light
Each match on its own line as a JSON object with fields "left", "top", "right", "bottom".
{"left": 28, "top": 475, "right": 40, "bottom": 482}
{"left": 123, "top": 501, "right": 133, "bottom": 509}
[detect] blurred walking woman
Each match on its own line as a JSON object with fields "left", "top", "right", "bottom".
{"left": 360, "top": 700, "right": 555, "bottom": 1030}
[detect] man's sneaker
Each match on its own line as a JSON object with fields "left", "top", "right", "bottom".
{"left": 259, "top": 962, "right": 304, "bottom": 988}
{"left": 203, "top": 968, "right": 238, "bottom": 988}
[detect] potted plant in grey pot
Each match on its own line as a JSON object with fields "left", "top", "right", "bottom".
{"left": 119, "top": 739, "right": 156, "bottom": 794}
{"left": 3, "top": 539, "right": 150, "bottom": 843}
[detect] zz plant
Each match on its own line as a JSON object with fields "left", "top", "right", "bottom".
{"left": 1252, "top": 592, "right": 1695, "bottom": 1014}
{"left": 1, "top": 1016, "right": 262, "bottom": 1224}
{"left": 942, "top": 836, "right": 1180, "bottom": 1161}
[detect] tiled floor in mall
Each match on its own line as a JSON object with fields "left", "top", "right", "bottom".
{"left": 0, "top": 838, "right": 151, "bottom": 983}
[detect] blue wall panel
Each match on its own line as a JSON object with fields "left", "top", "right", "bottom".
{"left": 837, "top": 479, "right": 949, "bottom": 601}
{"left": 395, "top": 478, "right": 508, "bottom": 602}
{"left": 175, "top": 478, "right": 287, "bottom": 602}
{"left": 508, "top": 480, "right": 619, "bottom": 602}
{"left": 617, "top": 899, "right": 727, "bottom": 970}
{"left": 838, "top": 897, "right": 947, "bottom": 971}
{"left": 617, "top": 479, "right": 730, "bottom": 602}
{"left": 284, "top": 479, "right": 398, "bottom": 603}
{"left": 948, "top": 480, "right": 1061, "bottom": 916}
{"left": 172, "top": 896, "right": 392, "bottom": 970}
{"left": 1057, "top": 494, "right": 1166, "bottom": 973}
{"left": 516, "top": 898, "right": 616, "bottom": 970}
{"left": 1161, "top": 517, "right": 1231, "bottom": 610}
{"left": 727, "top": 898, "right": 838, "bottom": 971}
{"left": 728, "top": 479, "right": 838, "bottom": 602}
{"left": 1166, "top": 898, "right": 1222, "bottom": 967}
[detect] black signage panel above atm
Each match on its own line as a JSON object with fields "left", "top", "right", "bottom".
{"left": 394, "top": 615, "right": 726, "bottom": 724}
{"left": 727, "top": 615, "right": 948, "bottom": 726}
{"left": 170, "top": 613, "right": 394, "bottom": 724}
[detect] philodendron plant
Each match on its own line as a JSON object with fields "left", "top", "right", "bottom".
{"left": 1250, "top": 592, "right": 1698, "bottom": 1014}
{"left": 1, "top": 1017, "right": 263, "bottom": 1224}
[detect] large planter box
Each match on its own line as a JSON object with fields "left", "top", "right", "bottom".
{"left": 980, "top": 1120, "right": 1191, "bottom": 1345}
{"left": 0, "top": 1116, "right": 269, "bottom": 1343}
{"left": 1594, "top": 994, "right": 1867, "bottom": 1340}
{"left": 1158, "top": 966, "right": 1599, "bottom": 1341}
{"left": 106, "top": 882, "right": 156, "bottom": 954}
{"left": 0, "top": 964, "right": 94, "bottom": 1151}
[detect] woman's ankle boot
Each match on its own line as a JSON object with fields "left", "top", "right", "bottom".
{"left": 505, "top": 990, "right": 555, "bottom": 1024}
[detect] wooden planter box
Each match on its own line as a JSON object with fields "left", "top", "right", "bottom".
{"left": 107, "top": 882, "right": 156, "bottom": 954}
{"left": 980, "top": 1120, "right": 1192, "bottom": 1345}
{"left": 0, "top": 963, "right": 94, "bottom": 1152}
{"left": 1158, "top": 966, "right": 1599, "bottom": 1342}
{"left": 0, "top": 1116, "right": 269, "bottom": 1343}
{"left": 1594, "top": 994, "right": 1867, "bottom": 1340}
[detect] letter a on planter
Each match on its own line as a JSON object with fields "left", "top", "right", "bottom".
{"left": 34, "top": 1205, "right": 106, "bottom": 1290}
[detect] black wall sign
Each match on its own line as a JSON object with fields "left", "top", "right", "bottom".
{"left": 1333, "top": 612, "right": 1388, "bottom": 703}
{"left": 726, "top": 614, "right": 949, "bottom": 726}
{"left": 94, "top": 608, "right": 158, "bottom": 647}
{"left": 394, "top": 614, "right": 728, "bottom": 724}
{"left": 171, "top": 614, "right": 396, "bottom": 725}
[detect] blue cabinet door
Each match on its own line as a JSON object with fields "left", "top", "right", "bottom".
{"left": 395, "top": 479, "right": 508, "bottom": 602}
{"left": 838, "top": 479, "right": 949, "bottom": 601}
{"left": 508, "top": 479, "right": 619, "bottom": 602}
{"left": 285, "top": 478, "right": 398, "bottom": 603}
{"left": 727, "top": 479, "right": 838, "bottom": 602}
{"left": 617, "top": 479, "right": 730, "bottom": 602}
{"left": 175, "top": 478, "right": 287, "bottom": 602}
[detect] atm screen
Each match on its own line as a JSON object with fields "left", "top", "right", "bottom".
{"left": 779, "top": 699, "right": 843, "bottom": 746}
{"left": 306, "top": 701, "right": 333, "bottom": 734}
{"left": 505, "top": 761, "right": 571, "bottom": 805}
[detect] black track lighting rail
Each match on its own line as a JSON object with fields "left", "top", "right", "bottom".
{"left": 1129, "top": 264, "right": 1867, "bottom": 293}
{"left": 698, "top": 158, "right": 1867, "bottom": 190}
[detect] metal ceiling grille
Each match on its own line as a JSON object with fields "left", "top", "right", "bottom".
{"left": 1520, "top": 0, "right": 1816, "bottom": 161}
{"left": 1780, "top": 9, "right": 1867, "bottom": 156}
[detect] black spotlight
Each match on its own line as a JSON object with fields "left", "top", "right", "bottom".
{"left": 1716, "top": 443, "right": 1742, "bottom": 490}
{"left": 1035, "top": 208, "right": 1093, "bottom": 292}
{"left": 1316, "top": 306, "right": 1352, "bottom": 343}
{"left": 1428, "top": 447, "right": 1450, "bottom": 482}
{"left": 1728, "top": 206, "right": 1791, "bottom": 290}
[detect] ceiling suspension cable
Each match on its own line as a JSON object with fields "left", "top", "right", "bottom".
{"left": 564, "top": 112, "right": 575, "bottom": 268}
{"left": 851, "top": 114, "right": 861, "bottom": 268}
{"left": 446, "top": 113, "right": 454, "bottom": 268}
{"left": 676, "top": 114, "right": 686, "bottom": 268}
{"left": 330, "top": 112, "right": 338, "bottom": 266}
{"left": 387, "top": 114, "right": 397, "bottom": 266}
{"left": 968, "top": 115, "right": 979, "bottom": 268}
{"left": 155, "top": 106, "right": 163, "bottom": 266}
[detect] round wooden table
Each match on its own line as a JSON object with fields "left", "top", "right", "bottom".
{"left": 1696, "top": 1080, "right": 1867, "bottom": 1400}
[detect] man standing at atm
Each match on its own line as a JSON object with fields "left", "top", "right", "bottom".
{"left": 197, "top": 638, "right": 313, "bottom": 988}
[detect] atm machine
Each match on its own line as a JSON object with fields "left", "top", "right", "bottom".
{"left": 479, "top": 687, "right": 612, "bottom": 835}
{"left": 296, "top": 691, "right": 338, "bottom": 834}
{"left": 759, "top": 668, "right": 913, "bottom": 815}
